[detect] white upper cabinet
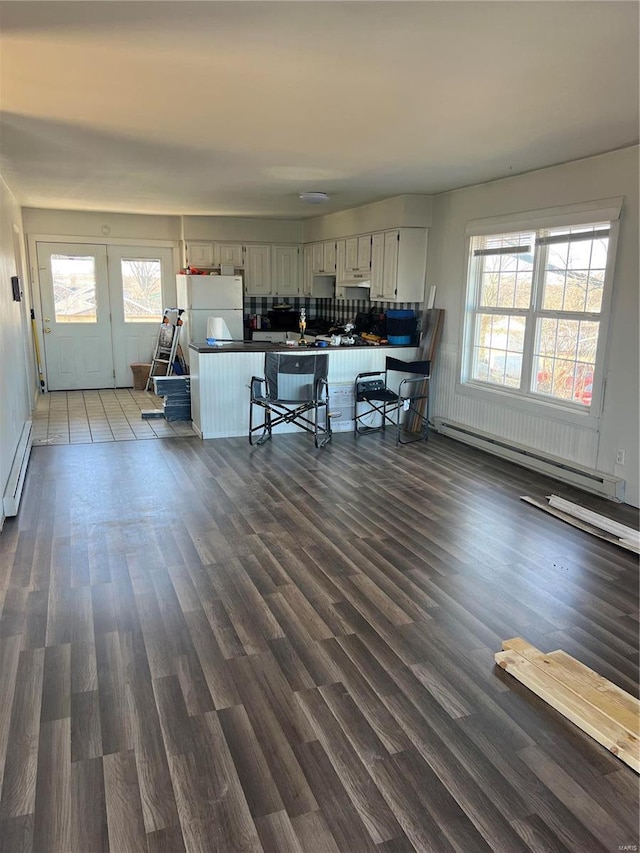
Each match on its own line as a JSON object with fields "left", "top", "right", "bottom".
{"left": 370, "top": 232, "right": 385, "bottom": 299}
{"left": 345, "top": 236, "right": 371, "bottom": 273}
{"left": 369, "top": 228, "right": 427, "bottom": 303}
{"left": 311, "top": 243, "right": 325, "bottom": 274}
{"left": 217, "top": 243, "right": 244, "bottom": 268}
{"left": 302, "top": 245, "right": 313, "bottom": 296}
{"left": 244, "top": 244, "right": 271, "bottom": 295}
{"left": 186, "top": 241, "right": 244, "bottom": 269}
{"left": 187, "top": 242, "right": 214, "bottom": 268}
{"left": 310, "top": 241, "right": 337, "bottom": 274}
{"left": 271, "top": 245, "right": 300, "bottom": 296}
{"left": 323, "top": 240, "right": 337, "bottom": 273}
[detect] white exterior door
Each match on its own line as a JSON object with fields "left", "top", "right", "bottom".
{"left": 37, "top": 241, "right": 175, "bottom": 390}
{"left": 37, "top": 242, "right": 114, "bottom": 390}
{"left": 107, "top": 246, "right": 175, "bottom": 386}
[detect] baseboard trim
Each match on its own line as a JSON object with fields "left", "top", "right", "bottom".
{"left": 3, "top": 420, "right": 33, "bottom": 518}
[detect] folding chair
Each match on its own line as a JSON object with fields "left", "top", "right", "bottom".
{"left": 250, "top": 352, "right": 332, "bottom": 448}
{"left": 354, "top": 356, "right": 431, "bottom": 444}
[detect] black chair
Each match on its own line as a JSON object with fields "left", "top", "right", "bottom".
{"left": 354, "top": 356, "right": 431, "bottom": 444}
{"left": 250, "top": 352, "right": 332, "bottom": 448}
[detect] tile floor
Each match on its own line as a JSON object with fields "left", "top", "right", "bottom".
{"left": 32, "top": 389, "right": 196, "bottom": 445}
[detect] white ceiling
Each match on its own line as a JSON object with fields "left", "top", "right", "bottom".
{"left": 1, "top": 1, "right": 638, "bottom": 219}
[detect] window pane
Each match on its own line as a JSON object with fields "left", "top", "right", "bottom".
{"left": 51, "top": 255, "right": 97, "bottom": 323}
{"left": 586, "top": 270, "right": 604, "bottom": 312}
{"left": 542, "top": 231, "right": 608, "bottom": 314}
{"left": 472, "top": 313, "right": 524, "bottom": 387}
{"left": 532, "top": 318, "right": 598, "bottom": 406}
{"left": 474, "top": 232, "right": 534, "bottom": 309}
{"left": 122, "top": 258, "right": 162, "bottom": 322}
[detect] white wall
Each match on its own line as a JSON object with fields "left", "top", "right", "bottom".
{"left": 23, "top": 208, "right": 179, "bottom": 241}
{"left": 303, "top": 194, "right": 433, "bottom": 242}
{"left": 183, "top": 216, "right": 302, "bottom": 243}
{"left": 427, "top": 146, "right": 639, "bottom": 506}
{"left": 0, "top": 179, "right": 34, "bottom": 528}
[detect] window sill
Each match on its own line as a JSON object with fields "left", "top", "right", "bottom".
{"left": 456, "top": 380, "right": 600, "bottom": 429}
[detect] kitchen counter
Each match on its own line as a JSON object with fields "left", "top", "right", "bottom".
{"left": 188, "top": 342, "right": 418, "bottom": 439}
{"left": 189, "top": 340, "right": 388, "bottom": 353}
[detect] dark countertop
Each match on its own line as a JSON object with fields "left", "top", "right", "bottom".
{"left": 189, "top": 341, "right": 415, "bottom": 354}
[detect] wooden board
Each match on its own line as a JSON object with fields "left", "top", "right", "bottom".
{"left": 547, "top": 495, "right": 640, "bottom": 546}
{"left": 496, "top": 639, "right": 639, "bottom": 773}
{"left": 520, "top": 496, "right": 640, "bottom": 554}
{"left": 502, "top": 638, "right": 639, "bottom": 738}
{"left": 405, "top": 308, "right": 444, "bottom": 434}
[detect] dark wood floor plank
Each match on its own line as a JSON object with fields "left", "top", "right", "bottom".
{"left": 70, "top": 690, "right": 102, "bottom": 763}
{"left": 294, "top": 739, "right": 379, "bottom": 853}
{"left": 290, "top": 810, "right": 341, "bottom": 853}
{"left": 0, "top": 814, "right": 34, "bottom": 853}
{"left": 0, "top": 647, "right": 45, "bottom": 820}
{"left": 295, "top": 687, "right": 403, "bottom": 845}
{"left": 94, "top": 631, "right": 132, "bottom": 756}
{"left": 70, "top": 757, "right": 108, "bottom": 853}
{"left": 1, "top": 434, "right": 637, "bottom": 852}
{"left": 40, "top": 643, "right": 71, "bottom": 723}
{"left": 518, "top": 745, "right": 632, "bottom": 851}
{"left": 183, "top": 608, "right": 240, "bottom": 710}
{"left": 121, "top": 630, "right": 182, "bottom": 835}
{"left": 218, "top": 703, "right": 285, "bottom": 819}
{"left": 321, "top": 638, "right": 412, "bottom": 755}
{"left": 255, "top": 809, "right": 304, "bottom": 853}
{"left": 32, "top": 717, "right": 71, "bottom": 853}
{"left": 103, "top": 750, "right": 147, "bottom": 853}
{"left": 0, "top": 635, "right": 21, "bottom": 802}
{"left": 230, "top": 655, "right": 319, "bottom": 818}
{"left": 184, "top": 712, "right": 263, "bottom": 853}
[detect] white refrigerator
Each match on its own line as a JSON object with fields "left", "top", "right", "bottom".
{"left": 176, "top": 275, "right": 245, "bottom": 348}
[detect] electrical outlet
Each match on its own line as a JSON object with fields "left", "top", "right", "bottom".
{"left": 616, "top": 449, "right": 625, "bottom": 465}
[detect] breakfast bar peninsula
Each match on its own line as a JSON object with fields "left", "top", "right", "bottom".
{"left": 188, "top": 342, "right": 418, "bottom": 439}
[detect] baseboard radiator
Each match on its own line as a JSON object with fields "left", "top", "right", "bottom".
{"left": 3, "top": 420, "right": 33, "bottom": 521}
{"left": 432, "top": 418, "right": 624, "bottom": 502}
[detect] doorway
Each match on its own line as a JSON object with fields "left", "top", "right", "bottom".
{"left": 36, "top": 241, "right": 175, "bottom": 390}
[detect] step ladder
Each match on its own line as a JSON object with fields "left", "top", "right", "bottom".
{"left": 145, "top": 308, "right": 184, "bottom": 391}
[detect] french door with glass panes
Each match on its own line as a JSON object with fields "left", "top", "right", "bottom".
{"left": 37, "top": 242, "right": 174, "bottom": 390}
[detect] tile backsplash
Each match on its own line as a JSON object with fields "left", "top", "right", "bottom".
{"left": 244, "top": 295, "right": 423, "bottom": 329}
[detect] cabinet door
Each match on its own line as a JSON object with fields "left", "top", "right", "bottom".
{"left": 336, "top": 240, "right": 347, "bottom": 283}
{"left": 382, "top": 230, "right": 399, "bottom": 299}
{"left": 217, "top": 243, "right": 244, "bottom": 268}
{"left": 357, "top": 236, "right": 372, "bottom": 272}
{"left": 244, "top": 245, "right": 271, "bottom": 295}
{"left": 272, "top": 245, "right": 300, "bottom": 296}
{"left": 187, "top": 242, "right": 214, "bottom": 268}
{"left": 311, "top": 243, "right": 324, "bottom": 274}
{"left": 323, "top": 241, "right": 337, "bottom": 273}
{"left": 344, "top": 237, "right": 359, "bottom": 272}
{"left": 370, "top": 232, "right": 385, "bottom": 300}
{"left": 302, "top": 245, "right": 313, "bottom": 296}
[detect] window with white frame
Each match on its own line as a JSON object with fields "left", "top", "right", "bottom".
{"left": 463, "top": 216, "right": 617, "bottom": 411}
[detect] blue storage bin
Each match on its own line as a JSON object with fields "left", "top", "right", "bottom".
{"left": 386, "top": 309, "right": 415, "bottom": 319}
{"left": 385, "top": 309, "right": 417, "bottom": 343}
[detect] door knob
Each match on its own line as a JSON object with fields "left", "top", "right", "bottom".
{"left": 44, "top": 317, "right": 50, "bottom": 322}
{"left": 44, "top": 327, "right": 51, "bottom": 334}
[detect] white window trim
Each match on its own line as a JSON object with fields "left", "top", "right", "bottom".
{"left": 457, "top": 200, "right": 622, "bottom": 428}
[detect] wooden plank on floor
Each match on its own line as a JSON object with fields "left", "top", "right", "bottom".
{"left": 495, "top": 648, "right": 639, "bottom": 772}
{"left": 520, "top": 496, "right": 640, "bottom": 554}
{"left": 502, "top": 638, "right": 640, "bottom": 738}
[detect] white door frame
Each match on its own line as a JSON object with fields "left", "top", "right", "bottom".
{"left": 27, "top": 234, "right": 180, "bottom": 391}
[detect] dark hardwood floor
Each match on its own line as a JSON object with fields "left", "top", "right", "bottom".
{"left": 0, "top": 430, "right": 638, "bottom": 852}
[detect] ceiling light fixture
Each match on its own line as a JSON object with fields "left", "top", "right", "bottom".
{"left": 299, "top": 191, "right": 330, "bottom": 204}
